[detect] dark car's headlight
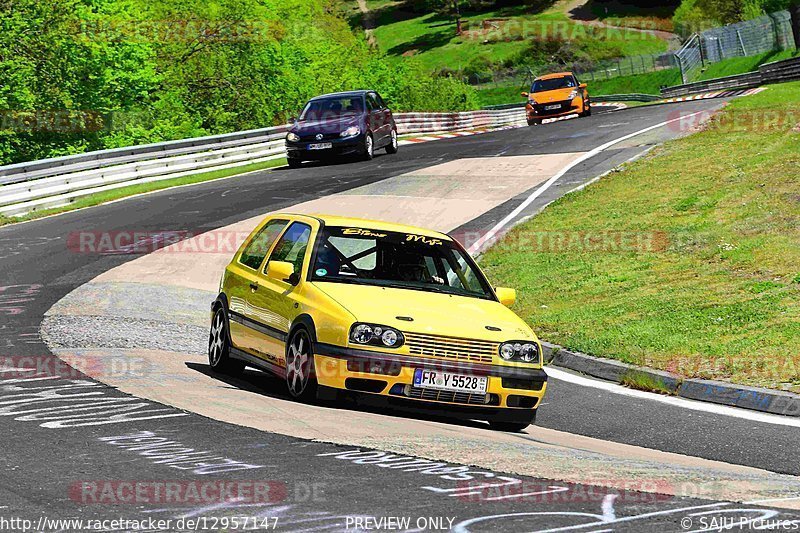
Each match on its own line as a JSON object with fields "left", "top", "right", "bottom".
{"left": 499, "top": 341, "right": 540, "bottom": 363}
{"left": 286, "top": 132, "right": 300, "bottom": 142}
{"left": 350, "top": 323, "right": 404, "bottom": 348}
{"left": 340, "top": 126, "right": 361, "bottom": 138}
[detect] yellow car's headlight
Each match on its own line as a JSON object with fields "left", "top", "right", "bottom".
{"left": 499, "top": 341, "right": 539, "bottom": 363}
{"left": 350, "top": 323, "right": 405, "bottom": 349}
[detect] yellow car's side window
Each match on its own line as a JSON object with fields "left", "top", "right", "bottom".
{"left": 239, "top": 220, "right": 288, "bottom": 270}
{"left": 267, "top": 222, "right": 312, "bottom": 275}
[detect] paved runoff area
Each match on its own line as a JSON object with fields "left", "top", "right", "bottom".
{"left": 4, "top": 96, "right": 800, "bottom": 532}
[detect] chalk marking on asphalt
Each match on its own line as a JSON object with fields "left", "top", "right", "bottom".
{"left": 602, "top": 494, "right": 617, "bottom": 521}
{"left": 547, "top": 367, "right": 800, "bottom": 428}
{"left": 467, "top": 109, "right": 712, "bottom": 254}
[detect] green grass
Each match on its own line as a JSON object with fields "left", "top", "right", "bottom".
{"left": 0, "top": 158, "right": 286, "bottom": 227}
{"left": 620, "top": 370, "right": 679, "bottom": 395}
{"left": 697, "top": 49, "right": 800, "bottom": 81}
{"left": 480, "top": 81, "right": 800, "bottom": 392}
{"left": 589, "top": 68, "right": 682, "bottom": 95}
{"left": 369, "top": 3, "right": 669, "bottom": 74}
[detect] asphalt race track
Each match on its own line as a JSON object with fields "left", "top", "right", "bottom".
{"left": 3, "top": 100, "right": 800, "bottom": 532}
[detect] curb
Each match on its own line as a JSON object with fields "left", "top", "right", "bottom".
{"left": 541, "top": 341, "right": 800, "bottom": 417}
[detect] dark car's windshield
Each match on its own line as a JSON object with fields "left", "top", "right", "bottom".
{"left": 310, "top": 226, "right": 495, "bottom": 300}
{"left": 300, "top": 96, "right": 364, "bottom": 121}
{"left": 531, "top": 76, "right": 576, "bottom": 93}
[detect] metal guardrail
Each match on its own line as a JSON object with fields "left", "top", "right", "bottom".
{"left": 591, "top": 94, "right": 662, "bottom": 102}
{"left": 0, "top": 109, "right": 526, "bottom": 217}
{"left": 660, "top": 71, "right": 764, "bottom": 98}
{"left": 660, "top": 55, "right": 800, "bottom": 98}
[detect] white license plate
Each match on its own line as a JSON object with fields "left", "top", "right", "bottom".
{"left": 308, "top": 142, "right": 332, "bottom": 150}
{"left": 413, "top": 369, "right": 487, "bottom": 393}
{"left": 545, "top": 104, "right": 561, "bottom": 111}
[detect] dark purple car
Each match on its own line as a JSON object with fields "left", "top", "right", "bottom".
{"left": 285, "top": 90, "right": 398, "bottom": 168}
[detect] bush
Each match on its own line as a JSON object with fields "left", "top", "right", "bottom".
{"left": 0, "top": 0, "right": 477, "bottom": 165}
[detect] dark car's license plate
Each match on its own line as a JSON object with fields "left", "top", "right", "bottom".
{"left": 308, "top": 143, "right": 333, "bottom": 150}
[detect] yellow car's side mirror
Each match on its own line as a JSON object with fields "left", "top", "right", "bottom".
{"left": 495, "top": 287, "right": 516, "bottom": 307}
{"left": 521, "top": 92, "right": 529, "bottom": 98}
{"left": 579, "top": 83, "right": 587, "bottom": 89}
{"left": 266, "top": 260, "right": 297, "bottom": 285}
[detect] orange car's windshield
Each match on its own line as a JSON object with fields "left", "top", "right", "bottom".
{"left": 310, "top": 227, "right": 494, "bottom": 300}
{"left": 532, "top": 76, "right": 576, "bottom": 93}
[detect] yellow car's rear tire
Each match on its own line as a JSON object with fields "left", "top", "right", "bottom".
{"left": 208, "top": 307, "right": 245, "bottom": 376}
{"left": 286, "top": 328, "right": 318, "bottom": 401}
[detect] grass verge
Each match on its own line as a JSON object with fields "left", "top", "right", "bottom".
{"left": 697, "top": 49, "right": 800, "bottom": 82}
{"left": 480, "top": 81, "right": 800, "bottom": 392}
{"left": 0, "top": 158, "right": 286, "bottom": 227}
{"left": 368, "top": 3, "right": 669, "bottom": 74}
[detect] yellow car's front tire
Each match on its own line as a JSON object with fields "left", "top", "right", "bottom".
{"left": 286, "top": 328, "right": 318, "bottom": 401}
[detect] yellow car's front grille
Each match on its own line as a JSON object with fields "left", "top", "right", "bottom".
{"left": 403, "top": 332, "right": 497, "bottom": 364}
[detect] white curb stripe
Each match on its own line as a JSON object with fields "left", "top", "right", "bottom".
{"left": 547, "top": 367, "right": 800, "bottom": 428}
{"left": 467, "top": 109, "right": 712, "bottom": 254}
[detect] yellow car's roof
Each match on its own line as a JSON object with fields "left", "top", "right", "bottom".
{"left": 278, "top": 213, "right": 452, "bottom": 240}
{"left": 536, "top": 72, "right": 574, "bottom": 80}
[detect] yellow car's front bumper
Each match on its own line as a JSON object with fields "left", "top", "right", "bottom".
{"left": 313, "top": 343, "right": 547, "bottom": 421}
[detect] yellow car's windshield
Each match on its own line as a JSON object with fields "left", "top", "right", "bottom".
{"left": 310, "top": 226, "right": 495, "bottom": 300}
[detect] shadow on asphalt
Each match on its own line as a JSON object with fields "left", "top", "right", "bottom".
{"left": 185, "top": 361, "right": 498, "bottom": 432}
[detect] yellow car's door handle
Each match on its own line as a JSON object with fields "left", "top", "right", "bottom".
{"left": 249, "top": 282, "right": 259, "bottom": 292}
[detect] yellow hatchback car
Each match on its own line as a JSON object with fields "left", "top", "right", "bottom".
{"left": 209, "top": 214, "right": 547, "bottom": 431}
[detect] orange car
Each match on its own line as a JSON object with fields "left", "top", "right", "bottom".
{"left": 522, "top": 72, "right": 591, "bottom": 126}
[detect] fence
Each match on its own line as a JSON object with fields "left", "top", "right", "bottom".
{"left": 574, "top": 52, "right": 679, "bottom": 82}
{"left": 676, "top": 10, "right": 796, "bottom": 84}
{"left": 0, "top": 109, "right": 526, "bottom": 217}
{"left": 472, "top": 9, "right": 797, "bottom": 90}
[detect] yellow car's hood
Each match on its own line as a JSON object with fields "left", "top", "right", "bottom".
{"left": 313, "top": 282, "right": 534, "bottom": 342}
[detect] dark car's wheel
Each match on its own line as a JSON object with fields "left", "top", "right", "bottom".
{"left": 287, "top": 157, "right": 302, "bottom": 168}
{"left": 208, "top": 307, "right": 245, "bottom": 375}
{"left": 488, "top": 410, "right": 536, "bottom": 432}
{"left": 286, "top": 328, "right": 317, "bottom": 401}
{"left": 363, "top": 133, "right": 374, "bottom": 161}
{"left": 385, "top": 129, "right": 399, "bottom": 154}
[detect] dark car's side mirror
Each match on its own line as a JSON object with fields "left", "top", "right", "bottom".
{"left": 289, "top": 116, "right": 298, "bottom": 123}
